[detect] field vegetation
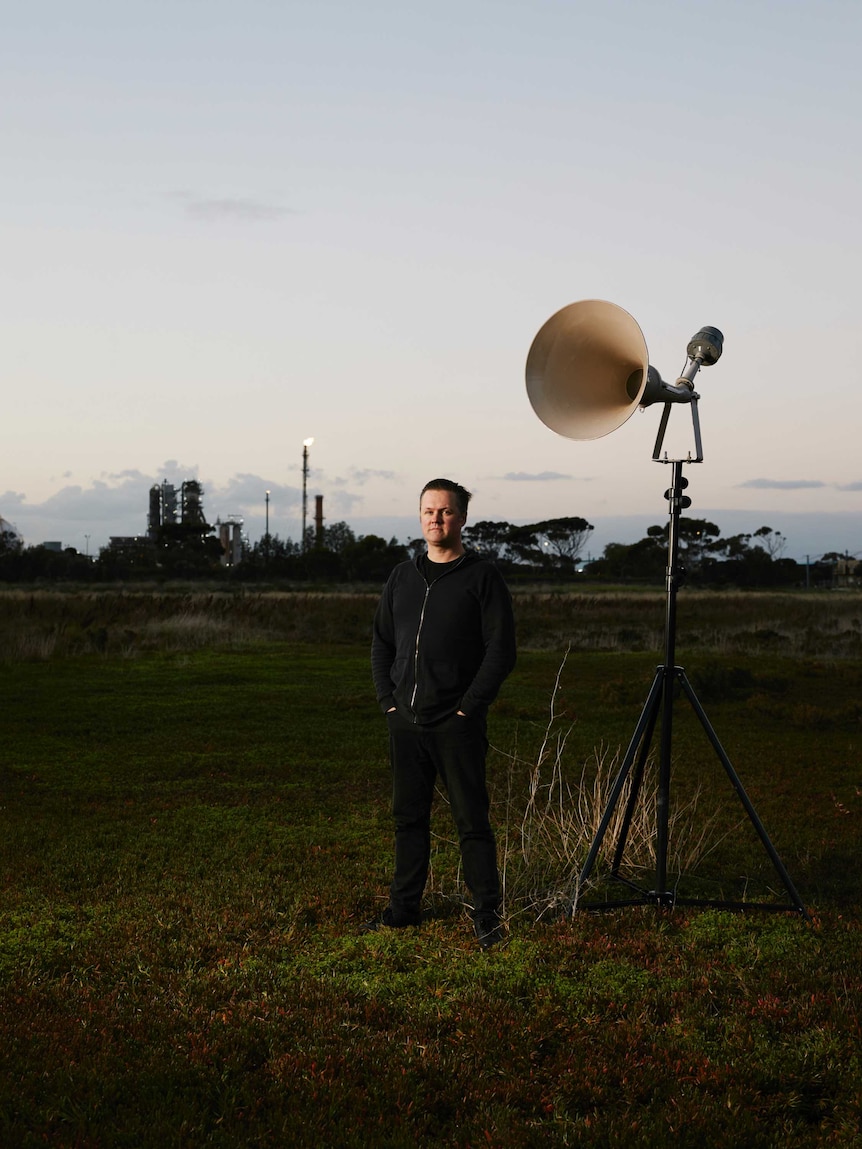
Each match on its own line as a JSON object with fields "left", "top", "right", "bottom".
{"left": 1, "top": 586, "right": 860, "bottom": 1146}
{"left": 2, "top": 583, "right": 862, "bottom": 660}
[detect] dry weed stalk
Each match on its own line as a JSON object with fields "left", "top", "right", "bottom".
{"left": 406, "top": 650, "right": 741, "bottom": 919}
{"left": 493, "top": 650, "right": 732, "bottom": 918}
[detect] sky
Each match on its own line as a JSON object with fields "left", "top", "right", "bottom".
{"left": 2, "top": 0, "right": 861, "bottom": 563}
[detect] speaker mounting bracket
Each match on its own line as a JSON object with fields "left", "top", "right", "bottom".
{"left": 652, "top": 394, "right": 704, "bottom": 463}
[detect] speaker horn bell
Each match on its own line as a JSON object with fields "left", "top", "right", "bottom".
{"left": 526, "top": 299, "right": 650, "bottom": 440}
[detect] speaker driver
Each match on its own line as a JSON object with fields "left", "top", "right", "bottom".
{"left": 526, "top": 299, "right": 650, "bottom": 440}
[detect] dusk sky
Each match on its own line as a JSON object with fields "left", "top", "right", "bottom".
{"left": 2, "top": 0, "right": 860, "bottom": 562}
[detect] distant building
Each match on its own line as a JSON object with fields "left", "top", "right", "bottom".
{"left": 835, "top": 556, "right": 860, "bottom": 588}
{"left": 148, "top": 480, "right": 204, "bottom": 539}
{"left": 107, "top": 535, "right": 154, "bottom": 558}
{"left": 215, "top": 517, "right": 245, "bottom": 566}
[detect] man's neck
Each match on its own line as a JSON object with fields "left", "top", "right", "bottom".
{"left": 426, "top": 544, "right": 464, "bottom": 564}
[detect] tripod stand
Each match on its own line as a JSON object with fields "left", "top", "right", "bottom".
{"left": 576, "top": 455, "right": 809, "bottom": 920}
{"left": 523, "top": 300, "right": 808, "bottom": 918}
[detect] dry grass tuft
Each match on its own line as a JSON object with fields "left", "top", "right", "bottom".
{"left": 431, "top": 649, "right": 736, "bottom": 921}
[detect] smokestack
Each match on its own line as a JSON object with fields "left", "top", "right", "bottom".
{"left": 315, "top": 495, "right": 324, "bottom": 549}
{"left": 148, "top": 485, "right": 162, "bottom": 540}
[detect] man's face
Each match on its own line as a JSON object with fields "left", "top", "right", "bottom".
{"left": 419, "top": 489, "right": 466, "bottom": 552}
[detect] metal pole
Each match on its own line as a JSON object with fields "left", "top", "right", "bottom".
{"left": 655, "top": 461, "right": 688, "bottom": 901}
{"left": 302, "top": 446, "right": 308, "bottom": 551}
{"left": 301, "top": 439, "right": 313, "bottom": 552}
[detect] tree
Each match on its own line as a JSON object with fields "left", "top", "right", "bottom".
{"left": 531, "top": 517, "right": 594, "bottom": 568}
{"left": 709, "top": 532, "right": 752, "bottom": 560}
{"left": 752, "top": 526, "right": 787, "bottom": 560}
{"left": 461, "top": 521, "right": 518, "bottom": 562}
{"left": 691, "top": 524, "right": 799, "bottom": 587}
{"left": 341, "top": 535, "right": 407, "bottom": 581}
{"left": 505, "top": 524, "right": 542, "bottom": 567}
{"left": 322, "top": 521, "right": 356, "bottom": 554}
{"left": 462, "top": 516, "right": 596, "bottom": 576}
{"left": 1, "top": 542, "right": 96, "bottom": 582}
{"left": 406, "top": 537, "right": 425, "bottom": 562}
{"left": 589, "top": 536, "right": 666, "bottom": 581}
{"left": 677, "top": 518, "right": 721, "bottom": 571}
{"left": 249, "top": 533, "right": 300, "bottom": 562}
{"left": 0, "top": 526, "right": 23, "bottom": 555}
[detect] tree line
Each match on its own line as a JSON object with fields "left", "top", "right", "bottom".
{"left": 0, "top": 517, "right": 852, "bottom": 587}
{"left": 587, "top": 519, "right": 858, "bottom": 588}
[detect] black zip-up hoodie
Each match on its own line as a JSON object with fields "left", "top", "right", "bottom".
{"left": 371, "top": 551, "right": 517, "bottom": 724}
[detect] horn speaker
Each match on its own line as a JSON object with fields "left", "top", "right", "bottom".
{"left": 525, "top": 299, "right": 650, "bottom": 440}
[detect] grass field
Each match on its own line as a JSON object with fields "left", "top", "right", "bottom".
{"left": 1, "top": 589, "right": 860, "bottom": 1146}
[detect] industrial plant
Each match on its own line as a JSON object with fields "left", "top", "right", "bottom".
{"left": 109, "top": 480, "right": 245, "bottom": 567}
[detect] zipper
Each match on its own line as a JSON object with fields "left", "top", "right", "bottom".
{"left": 409, "top": 581, "right": 431, "bottom": 716}
{"left": 409, "top": 554, "right": 466, "bottom": 721}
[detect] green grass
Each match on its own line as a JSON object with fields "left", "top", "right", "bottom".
{"left": 1, "top": 594, "right": 861, "bottom": 1146}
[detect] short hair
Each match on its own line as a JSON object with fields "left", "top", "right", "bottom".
{"left": 420, "top": 478, "right": 472, "bottom": 517}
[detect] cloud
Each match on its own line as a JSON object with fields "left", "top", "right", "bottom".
{"left": 332, "top": 467, "right": 399, "bottom": 488}
{"left": 739, "top": 479, "right": 827, "bottom": 490}
{"left": 182, "top": 196, "right": 293, "bottom": 222}
{"left": 11, "top": 474, "right": 152, "bottom": 522}
{"left": 350, "top": 468, "right": 398, "bottom": 486}
{"left": 502, "top": 471, "right": 576, "bottom": 482}
{"left": 212, "top": 473, "right": 300, "bottom": 510}
{"left": 327, "top": 489, "right": 366, "bottom": 515}
{"left": 217, "top": 476, "right": 365, "bottom": 517}
{"left": 1, "top": 462, "right": 206, "bottom": 544}
{"left": 836, "top": 481, "right": 862, "bottom": 491}
{"left": 1, "top": 461, "right": 372, "bottom": 549}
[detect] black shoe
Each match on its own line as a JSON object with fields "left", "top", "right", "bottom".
{"left": 474, "top": 913, "right": 505, "bottom": 950}
{"left": 361, "top": 906, "right": 421, "bottom": 933}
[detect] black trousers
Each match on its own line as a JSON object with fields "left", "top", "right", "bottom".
{"left": 386, "top": 709, "right": 500, "bottom": 917}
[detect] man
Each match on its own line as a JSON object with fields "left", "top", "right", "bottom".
{"left": 367, "top": 478, "right": 517, "bottom": 948}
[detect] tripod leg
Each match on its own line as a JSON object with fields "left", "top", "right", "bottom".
{"left": 577, "top": 670, "right": 664, "bottom": 893}
{"left": 654, "top": 666, "right": 676, "bottom": 903}
{"left": 611, "top": 698, "right": 660, "bottom": 875}
{"left": 678, "top": 671, "right": 809, "bottom": 919}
